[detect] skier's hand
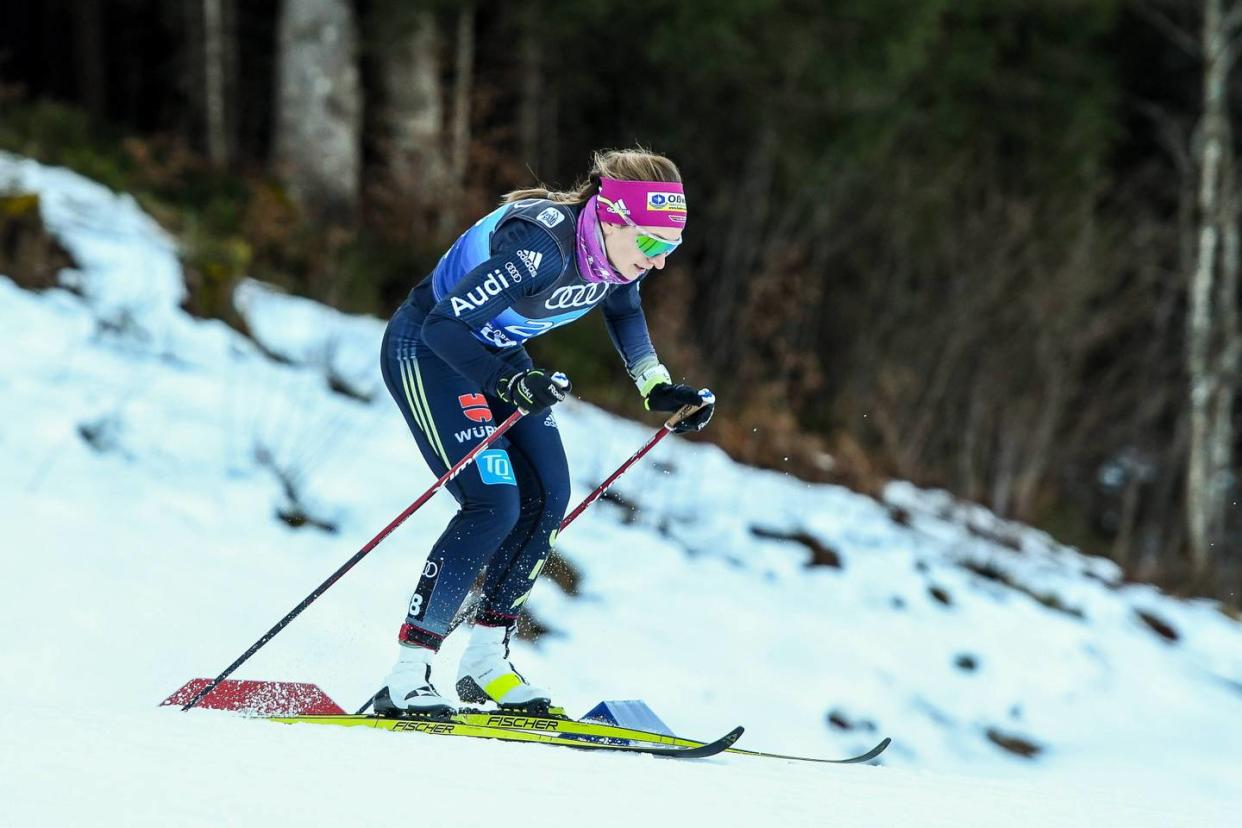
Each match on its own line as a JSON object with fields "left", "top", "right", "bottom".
{"left": 646, "top": 383, "right": 716, "bottom": 433}
{"left": 498, "top": 368, "right": 572, "bottom": 412}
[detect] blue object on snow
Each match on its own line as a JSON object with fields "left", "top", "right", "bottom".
{"left": 581, "top": 700, "right": 674, "bottom": 736}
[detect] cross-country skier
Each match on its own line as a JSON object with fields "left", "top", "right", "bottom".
{"left": 373, "top": 148, "right": 715, "bottom": 716}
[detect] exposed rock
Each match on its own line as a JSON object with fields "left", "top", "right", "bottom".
{"left": 544, "top": 553, "right": 581, "bottom": 596}
{"left": 0, "top": 191, "right": 77, "bottom": 291}
{"left": 985, "top": 727, "right": 1043, "bottom": 758}
{"left": 515, "top": 610, "right": 557, "bottom": 643}
{"left": 750, "top": 525, "right": 843, "bottom": 568}
{"left": 954, "top": 653, "right": 980, "bottom": 672}
{"left": 1135, "top": 609, "right": 1179, "bottom": 643}
{"left": 960, "top": 559, "right": 1085, "bottom": 620}
{"left": 600, "top": 487, "right": 641, "bottom": 524}
{"left": 826, "top": 709, "right": 878, "bottom": 732}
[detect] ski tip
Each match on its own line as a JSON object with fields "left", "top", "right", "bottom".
{"left": 664, "top": 725, "right": 745, "bottom": 759}
{"left": 850, "top": 736, "right": 892, "bottom": 764}
{"left": 708, "top": 726, "right": 746, "bottom": 751}
{"left": 722, "top": 733, "right": 892, "bottom": 764}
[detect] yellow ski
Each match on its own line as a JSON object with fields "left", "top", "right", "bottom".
{"left": 266, "top": 714, "right": 743, "bottom": 759}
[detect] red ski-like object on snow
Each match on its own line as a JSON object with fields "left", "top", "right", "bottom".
{"left": 161, "top": 678, "right": 345, "bottom": 716}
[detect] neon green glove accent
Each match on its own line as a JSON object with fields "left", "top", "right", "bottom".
{"left": 635, "top": 363, "right": 673, "bottom": 403}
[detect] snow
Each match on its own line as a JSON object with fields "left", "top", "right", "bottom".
{"left": 1, "top": 152, "right": 1239, "bottom": 826}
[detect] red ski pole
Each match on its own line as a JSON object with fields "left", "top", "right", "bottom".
{"left": 559, "top": 401, "right": 708, "bottom": 532}
{"left": 182, "top": 409, "right": 526, "bottom": 711}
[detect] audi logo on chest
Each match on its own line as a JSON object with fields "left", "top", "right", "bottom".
{"left": 543, "top": 284, "right": 608, "bottom": 310}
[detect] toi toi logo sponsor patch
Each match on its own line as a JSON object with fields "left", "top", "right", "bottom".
{"left": 477, "top": 449, "right": 517, "bottom": 486}
{"left": 647, "top": 192, "right": 687, "bottom": 212}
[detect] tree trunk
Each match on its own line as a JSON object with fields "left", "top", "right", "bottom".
{"left": 1186, "top": 0, "right": 1240, "bottom": 573}
{"left": 201, "top": 0, "right": 236, "bottom": 168}
{"left": 273, "top": 0, "right": 362, "bottom": 224}
{"left": 374, "top": 3, "right": 446, "bottom": 237}
{"left": 440, "top": 2, "right": 475, "bottom": 235}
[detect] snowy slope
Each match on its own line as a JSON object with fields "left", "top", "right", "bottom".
{"left": 1, "top": 153, "right": 1238, "bottom": 827}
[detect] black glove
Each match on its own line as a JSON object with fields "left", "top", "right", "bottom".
{"left": 645, "top": 383, "right": 716, "bottom": 433}
{"left": 497, "top": 368, "right": 572, "bottom": 412}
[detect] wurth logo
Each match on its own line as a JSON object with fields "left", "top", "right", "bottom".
{"left": 457, "top": 393, "right": 494, "bottom": 423}
{"left": 455, "top": 425, "right": 497, "bottom": 443}
{"left": 516, "top": 249, "right": 543, "bottom": 278}
{"left": 455, "top": 393, "right": 495, "bottom": 443}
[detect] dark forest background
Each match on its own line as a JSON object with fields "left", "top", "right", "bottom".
{"left": 2, "top": 0, "right": 1239, "bottom": 605}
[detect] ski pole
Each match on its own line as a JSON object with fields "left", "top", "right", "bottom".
{"left": 559, "top": 400, "right": 708, "bottom": 532}
{"left": 182, "top": 409, "right": 527, "bottom": 711}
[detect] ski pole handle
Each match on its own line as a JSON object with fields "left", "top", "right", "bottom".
{"left": 182, "top": 409, "right": 526, "bottom": 712}
{"left": 664, "top": 400, "right": 709, "bottom": 432}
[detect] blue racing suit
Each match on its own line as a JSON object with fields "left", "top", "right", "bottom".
{"left": 380, "top": 198, "right": 666, "bottom": 648}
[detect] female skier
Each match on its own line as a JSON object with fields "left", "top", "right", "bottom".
{"left": 373, "top": 148, "right": 715, "bottom": 717}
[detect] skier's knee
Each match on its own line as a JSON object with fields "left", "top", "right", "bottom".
{"left": 485, "top": 487, "right": 523, "bottom": 537}
{"left": 456, "top": 484, "right": 522, "bottom": 543}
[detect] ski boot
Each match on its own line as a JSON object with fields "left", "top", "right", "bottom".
{"left": 455, "top": 623, "right": 555, "bottom": 716}
{"left": 373, "top": 644, "right": 454, "bottom": 718}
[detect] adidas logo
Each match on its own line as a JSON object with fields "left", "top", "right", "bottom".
{"left": 516, "top": 249, "right": 543, "bottom": 278}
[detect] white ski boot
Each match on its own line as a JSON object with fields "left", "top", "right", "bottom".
{"left": 455, "top": 624, "right": 554, "bottom": 713}
{"left": 373, "top": 644, "right": 454, "bottom": 717}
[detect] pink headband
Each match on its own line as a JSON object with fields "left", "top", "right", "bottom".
{"left": 596, "top": 176, "right": 687, "bottom": 229}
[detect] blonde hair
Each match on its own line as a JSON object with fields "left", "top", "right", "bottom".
{"left": 502, "top": 146, "right": 682, "bottom": 205}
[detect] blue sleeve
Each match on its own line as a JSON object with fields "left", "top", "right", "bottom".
{"left": 601, "top": 277, "right": 660, "bottom": 377}
{"left": 421, "top": 220, "right": 563, "bottom": 391}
